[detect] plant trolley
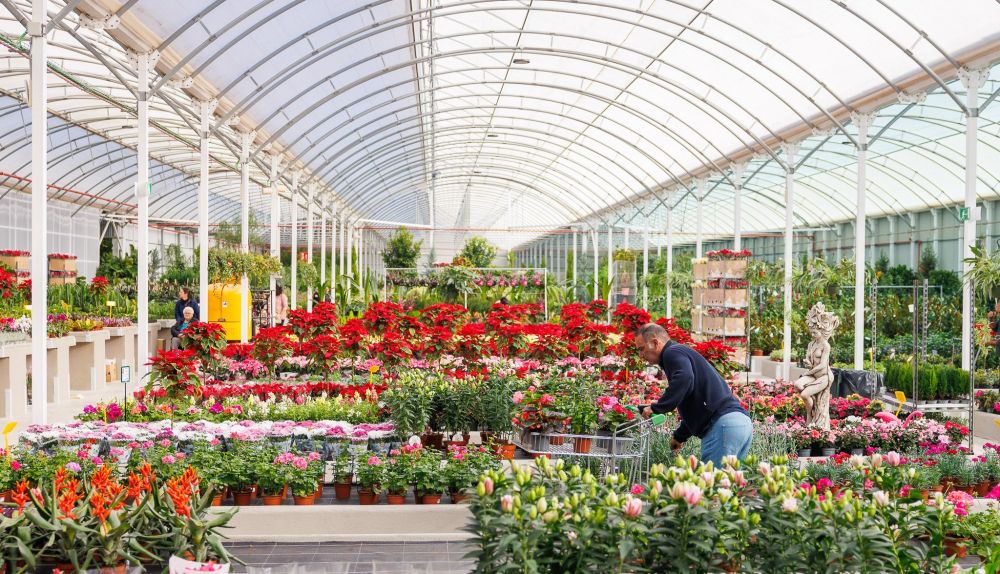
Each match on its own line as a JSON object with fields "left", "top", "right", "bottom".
{"left": 514, "top": 413, "right": 667, "bottom": 484}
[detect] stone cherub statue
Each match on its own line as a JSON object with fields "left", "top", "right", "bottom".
{"left": 794, "top": 302, "right": 840, "bottom": 430}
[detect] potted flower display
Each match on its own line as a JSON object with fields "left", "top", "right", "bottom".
{"left": 258, "top": 454, "right": 294, "bottom": 505}
{"left": 289, "top": 454, "right": 319, "bottom": 505}
{"left": 381, "top": 453, "right": 412, "bottom": 505}
{"left": 566, "top": 397, "right": 599, "bottom": 454}
{"left": 332, "top": 450, "right": 353, "bottom": 500}
{"left": 357, "top": 454, "right": 383, "bottom": 505}
{"left": 218, "top": 450, "right": 255, "bottom": 506}
{"left": 414, "top": 450, "right": 446, "bottom": 504}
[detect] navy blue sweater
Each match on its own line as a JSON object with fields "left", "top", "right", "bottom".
{"left": 174, "top": 298, "right": 200, "bottom": 325}
{"left": 651, "top": 341, "right": 748, "bottom": 443}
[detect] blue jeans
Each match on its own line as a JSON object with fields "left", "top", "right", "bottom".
{"left": 700, "top": 411, "right": 753, "bottom": 466}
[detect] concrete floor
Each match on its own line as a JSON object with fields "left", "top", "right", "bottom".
{"left": 228, "top": 541, "right": 474, "bottom": 574}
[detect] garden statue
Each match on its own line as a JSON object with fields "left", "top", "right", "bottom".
{"left": 794, "top": 302, "right": 840, "bottom": 430}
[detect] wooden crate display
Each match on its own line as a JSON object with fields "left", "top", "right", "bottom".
{"left": 724, "top": 317, "right": 746, "bottom": 336}
{"left": 704, "top": 289, "right": 725, "bottom": 306}
{"left": 707, "top": 260, "right": 725, "bottom": 279}
{"left": 692, "top": 261, "right": 708, "bottom": 280}
{"left": 725, "top": 289, "right": 748, "bottom": 308}
{"left": 49, "top": 258, "right": 78, "bottom": 272}
{"left": 722, "top": 259, "right": 748, "bottom": 277}
{"left": 0, "top": 255, "right": 29, "bottom": 270}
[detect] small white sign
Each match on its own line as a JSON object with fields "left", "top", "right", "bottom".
{"left": 120, "top": 365, "right": 131, "bottom": 383}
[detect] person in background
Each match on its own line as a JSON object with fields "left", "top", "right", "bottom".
{"left": 171, "top": 306, "right": 195, "bottom": 350}
{"left": 174, "top": 286, "right": 199, "bottom": 325}
{"left": 634, "top": 322, "right": 753, "bottom": 466}
{"left": 274, "top": 285, "right": 289, "bottom": 326}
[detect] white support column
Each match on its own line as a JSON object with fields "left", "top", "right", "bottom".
{"left": 851, "top": 111, "right": 875, "bottom": 369}
{"left": 606, "top": 224, "right": 614, "bottom": 300}
{"left": 666, "top": 205, "right": 673, "bottom": 318}
{"left": 198, "top": 99, "right": 217, "bottom": 322}
{"left": 331, "top": 215, "right": 338, "bottom": 301}
{"left": 591, "top": 229, "right": 599, "bottom": 302}
{"left": 268, "top": 154, "right": 280, "bottom": 326}
{"left": 986, "top": 202, "right": 995, "bottom": 255}
{"left": 888, "top": 215, "right": 897, "bottom": 266}
{"left": 29, "top": 0, "right": 48, "bottom": 422}
{"left": 909, "top": 213, "right": 917, "bottom": 270}
{"left": 290, "top": 173, "right": 300, "bottom": 310}
{"left": 932, "top": 208, "right": 941, "bottom": 260}
{"left": 339, "top": 216, "right": 346, "bottom": 281}
{"left": 238, "top": 131, "right": 255, "bottom": 344}
{"left": 572, "top": 228, "right": 578, "bottom": 301}
{"left": 781, "top": 143, "right": 800, "bottom": 381}
{"left": 960, "top": 67, "right": 987, "bottom": 371}
{"left": 642, "top": 222, "right": 649, "bottom": 309}
{"left": 732, "top": 163, "right": 746, "bottom": 251}
{"left": 320, "top": 207, "right": 327, "bottom": 301}
{"left": 306, "top": 186, "right": 315, "bottom": 312}
{"left": 695, "top": 180, "right": 705, "bottom": 259}
{"left": 133, "top": 48, "right": 157, "bottom": 379}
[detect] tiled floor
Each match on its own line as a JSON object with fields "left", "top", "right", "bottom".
{"left": 228, "top": 541, "right": 475, "bottom": 574}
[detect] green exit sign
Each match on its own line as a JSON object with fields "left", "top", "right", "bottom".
{"left": 958, "top": 207, "right": 970, "bottom": 221}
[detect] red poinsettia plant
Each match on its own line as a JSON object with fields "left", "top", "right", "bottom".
{"left": 253, "top": 326, "right": 293, "bottom": 373}
{"left": 612, "top": 302, "right": 651, "bottom": 332}
{"left": 89, "top": 275, "right": 110, "bottom": 293}
{"left": 0, "top": 249, "right": 29, "bottom": 257}
{"left": 146, "top": 348, "right": 201, "bottom": 401}
{"left": 300, "top": 333, "right": 342, "bottom": 373}
{"left": 179, "top": 321, "right": 227, "bottom": 370}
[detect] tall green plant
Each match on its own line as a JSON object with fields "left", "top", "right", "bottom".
{"left": 459, "top": 236, "right": 498, "bottom": 268}
{"left": 382, "top": 227, "right": 423, "bottom": 269}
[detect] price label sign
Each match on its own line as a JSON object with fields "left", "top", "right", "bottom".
{"left": 120, "top": 365, "right": 131, "bottom": 383}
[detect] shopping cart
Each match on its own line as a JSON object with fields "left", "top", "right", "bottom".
{"left": 514, "top": 408, "right": 668, "bottom": 484}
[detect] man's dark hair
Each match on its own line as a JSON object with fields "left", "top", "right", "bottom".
{"left": 635, "top": 322, "right": 669, "bottom": 343}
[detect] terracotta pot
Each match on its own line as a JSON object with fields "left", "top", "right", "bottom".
{"left": 414, "top": 487, "right": 425, "bottom": 504}
{"left": 722, "top": 560, "right": 741, "bottom": 573}
{"left": 358, "top": 488, "right": 379, "bottom": 505}
{"left": 941, "top": 477, "right": 957, "bottom": 492}
{"left": 422, "top": 493, "right": 443, "bottom": 504}
{"left": 211, "top": 493, "right": 224, "bottom": 506}
{"left": 930, "top": 485, "right": 943, "bottom": 493}
{"left": 479, "top": 431, "right": 495, "bottom": 445}
{"left": 251, "top": 484, "right": 259, "bottom": 500}
{"left": 976, "top": 480, "right": 992, "bottom": 497}
{"left": 387, "top": 493, "right": 407, "bottom": 505}
{"left": 0, "top": 490, "right": 8, "bottom": 503}
{"left": 334, "top": 482, "right": 352, "bottom": 500}
{"left": 919, "top": 489, "right": 929, "bottom": 502}
{"left": 751, "top": 350, "right": 764, "bottom": 357}
{"left": 261, "top": 493, "right": 284, "bottom": 506}
{"left": 549, "top": 435, "right": 566, "bottom": 446}
{"left": 316, "top": 481, "right": 325, "bottom": 498}
{"left": 574, "top": 437, "right": 593, "bottom": 454}
{"left": 232, "top": 489, "right": 254, "bottom": 506}
{"left": 282, "top": 484, "right": 288, "bottom": 499}
{"left": 943, "top": 536, "right": 969, "bottom": 558}
{"left": 422, "top": 432, "right": 444, "bottom": 450}
{"left": 496, "top": 443, "right": 516, "bottom": 460}
{"left": 293, "top": 493, "right": 316, "bottom": 505}
{"left": 451, "top": 492, "right": 469, "bottom": 504}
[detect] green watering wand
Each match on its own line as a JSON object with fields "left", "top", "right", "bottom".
{"left": 626, "top": 405, "right": 667, "bottom": 427}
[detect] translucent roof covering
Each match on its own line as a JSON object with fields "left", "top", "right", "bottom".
{"left": 0, "top": 0, "right": 998, "bottom": 250}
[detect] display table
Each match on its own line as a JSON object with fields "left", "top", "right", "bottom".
{"left": 68, "top": 329, "right": 111, "bottom": 392}
{"left": 105, "top": 325, "right": 137, "bottom": 383}
{"left": 0, "top": 341, "right": 29, "bottom": 418}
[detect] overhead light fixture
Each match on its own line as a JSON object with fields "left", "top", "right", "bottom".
{"left": 512, "top": 58, "right": 530, "bottom": 65}
{"left": 472, "top": 170, "right": 482, "bottom": 174}
{"left": 487, "top": 134, "right": 499, "bottom": 138}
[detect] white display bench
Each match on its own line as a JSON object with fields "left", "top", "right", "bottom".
{"left": 68, "top": 329, "right": 111, "bottom": 392}
{"left": 1, "top": 336, "right": 76, "bottom": 418}
{"left": 105, "top": 325, "right": 137, "bottom": 383}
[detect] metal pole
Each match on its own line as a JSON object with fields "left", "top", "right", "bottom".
{"left": 852, "top": 112, "right": 875, "bottom": 369}
{"left": 960, "top": 67, "right": 987, "bottom": 371}
{"left": 607, "top": 224, "right": 613, "bottom": 310}
{"left": 572, "top": 228, "right": 578, "bottom": 302}
{"left": 642, "top": 223, "right": 649, "bottom": 309}
{"left": 239, "top": 131, "right": 254, "bottom": 344}
{"left": 306, "top": 186, "right": 315, "bottom": 312}
{"left": 135, "top": 49, "right": 152, "bottom": 378}
{"left": 592, "top": 229, "right": 598, "bottom": 302}
{"left": 695, "top": 179, "right": 705, "bottom": 259}
{"left": 331, "top": 214, "right": 338, "bottom": 301}
{"left": 29, "top": 0, "right": 47, "bottom": 422}
{"left": 290, "top": 174, "right": 299, "bottom": 310}
{"left": 733, "top": 163, "right": 745, "bottom": 251}
{"left": 198, "top": 100, "right": 216, "bottom": 322}
{"left": 782, "top": 143, "right": 799, "bottom": 381}
{"left": 268, "top": 154, "right": 280, "bottom": 326}
{"left": 666, "top": 205, "right": 673, "bottom": 319}
{"left": 320, "top": 207, "right": 327, "bottom": 301}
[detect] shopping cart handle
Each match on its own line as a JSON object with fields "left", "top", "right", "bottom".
{"left": 650, "top": 414, "right": 667, "bottom": 427}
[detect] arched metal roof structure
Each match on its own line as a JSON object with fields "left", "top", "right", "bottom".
{"left": 0, "top": 0, "right": 998, "bottom": 251}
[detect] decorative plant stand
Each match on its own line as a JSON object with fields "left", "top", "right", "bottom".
{"left": 692, "top": 254, "right": 750, "bottom": 366}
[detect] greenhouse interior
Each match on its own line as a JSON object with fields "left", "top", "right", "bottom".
{"left": 2, "top": 0, "right": 1000, "bottom": 572}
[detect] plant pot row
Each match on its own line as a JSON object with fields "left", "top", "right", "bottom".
{"left": 358, "top": 486, "right": 469, "bottom": 505}
{"left": 419, "top": 431, "right": 517, "bottom": 460}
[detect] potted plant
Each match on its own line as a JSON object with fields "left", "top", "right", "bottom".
{"left": 289, "top": 455, "right": 318, "bottom": 506}
{"left": 381, "top": 454, "right": 412, "bottom": 505}
{"left": 567, "top": 398, "right": 599, "bottom": 454}
{"left": 356, "top": 454, "right": 383, "bottom": 505}
{"left": 257, "top": 455, "right": 292, "bottom": 505}
{"left": 218, "top": 450, "right": 255, "bottom": 506}
{"left": 413, "top": 451, "right": 446, "bottom": 504}
{"left": 331, "top": 450, "right": 353, "bottom": 500}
